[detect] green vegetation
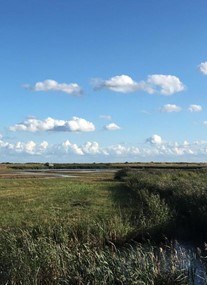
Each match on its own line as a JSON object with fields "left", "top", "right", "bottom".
{"left": 123, "top": 168, "right": 207, "bottom": 240}
{"left": 0, "top": 167, "right": 207, "bottom": 284}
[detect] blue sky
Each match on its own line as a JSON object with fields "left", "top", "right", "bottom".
{"left": 1, "top": 0, "right": 207, "bottom": 163}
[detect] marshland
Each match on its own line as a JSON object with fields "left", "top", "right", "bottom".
{"left": 0, "top": 163, "right": 207, "bottom": 284}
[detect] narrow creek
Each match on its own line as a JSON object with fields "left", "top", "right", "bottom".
{"left": 173, "top": 240, "right": 206, "bottom": 285}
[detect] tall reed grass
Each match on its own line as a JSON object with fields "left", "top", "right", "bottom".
{"left": 122, "top": 168, "right": 207, "bottom": 240}
{"left": 0, "top": 227, "right": 205, "bottom": 285}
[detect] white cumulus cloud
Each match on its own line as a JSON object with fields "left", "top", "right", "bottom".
{"left": 160, "top": 104, "right": 182, "bottom": 113}
{"left": 82, "top": 141, "right": 101, "bottom": 154}
{"left": 8, "top": 140, "right": 48, "bottom": 155}
{"left": 92, "top": 74, "right": 185, "bottom": 95}
{"left": 92, "top": 75, "right": 142, "bottom": 93}
{"left": 9, "top": 117, "right": 95, "bottom": 133}
{"left": 108, "top": 144, "right": 140, "bottom": 156}
{"left": 104, "top": 123, "right": 121, "bottom": 131}
{"left": 146, "top": 75, "right": 185, "bottom": 95}
{"left": 188, "top": 104, "right": 202, "bottom": 112}
{"left": 62, "top": 140, "right": 84, "bottom": 155}
{"left": 24, "top": 79, "right": 82, "bottom": 95}
{"left": 198, "top": 61, "right": 207, "bottom": 75}
{"left": 146, "top": 134, "right": 163, "bottom": 145}
{"left": 66, "top": 117, "right": 95, "bottom": 132}
{"left": 62, "top": 141, "right": 104, "bottom": 156}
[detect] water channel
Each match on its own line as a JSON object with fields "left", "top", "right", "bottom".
{"left": 15, "top": 168, "right": 117, "bottom": 178}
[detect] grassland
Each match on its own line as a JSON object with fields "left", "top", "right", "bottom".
{"left": 0, "top": 165, "right": 207, "bottom": 284}
{"left": 0, "top": 173, "right": 116, "bottom": 227}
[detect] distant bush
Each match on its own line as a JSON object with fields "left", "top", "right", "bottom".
{"left": 114, "top": 168, "right": 131, "bottom": 181}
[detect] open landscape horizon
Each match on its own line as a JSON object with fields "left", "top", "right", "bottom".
{"left": 2, "top": 1, "right": 207, "bottom": 284}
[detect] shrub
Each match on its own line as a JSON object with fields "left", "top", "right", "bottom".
{"left": 114, "top": 168, "right": 131, "bottom": 181}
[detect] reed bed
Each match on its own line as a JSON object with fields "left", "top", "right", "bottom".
{"left": 0, "top": 227, "right": 205, "bottom": 285}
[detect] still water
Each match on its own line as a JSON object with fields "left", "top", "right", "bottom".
{"left": 16, "top": 168, "right": 116, "bottom": 178}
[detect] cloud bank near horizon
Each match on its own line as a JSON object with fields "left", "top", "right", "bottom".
{"left": 1, "top": 135, "right": 207, "bottom": 162}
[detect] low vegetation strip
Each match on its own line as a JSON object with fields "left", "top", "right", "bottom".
{"left": 2, "top": 161, "right": 207, "bottom": 170}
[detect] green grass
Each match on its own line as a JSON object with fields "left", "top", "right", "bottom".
{"left": 0, "top": 176, "right": 118, "bottom": 227}
{"left": 1, "top": 168, "right": 207, "bottom": 242}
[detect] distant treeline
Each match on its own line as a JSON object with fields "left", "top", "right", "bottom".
{"left": 4, "top": 161, "right": 207, "bottom": 170}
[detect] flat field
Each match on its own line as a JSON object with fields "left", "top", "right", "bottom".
{"left": 0, "top": 170, "right": 123, "bottom": 228}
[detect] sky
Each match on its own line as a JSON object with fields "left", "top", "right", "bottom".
{"left": 1, "top": 0, "right": 207, "bottom": 163}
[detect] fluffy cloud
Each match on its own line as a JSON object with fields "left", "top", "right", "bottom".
{"left": 67, "top": 117, "right": 95, "bottom": 132}
{"left": 5, "top": 140, "right": 49, "bottom": 155}
{"left": 13, "top": 141, "right": 35, "bottom": 154}
{"left": 198, "top": 61, "right": 207, "bottom": 75}
{"left": 160, "top": 104, "right": 182, "bottom": 113}
{"left": 146, "top": 134, "right": 163, "bottom": 145}
{"left": 62, "top": 141, "right": 103, "bottom": 156}
{"left": 108, "top": 144, "right": 140, "bottom": 156}
{"left": 82, "top": 141, "right": 102, "bottom": 154}
{"left": 9, "top": 117, "right": 95, "bottom": 133}
{"left": 24, "top": 79, "right": 82, "bottom": 95}
{"left": 0, "top": 139, "right": 10, "bottom": 148}
{"left": 104, "top": 123, "right": 121, "bottom": 131}
{"left": 62, "top": 140, "right": 84, "bottom": 155}
{"left": 188, "top": 104, "right": 202, "bottom": 112}
{"left": 146, "top": 75, "right": 185, "bottom": 95}
{"left": 92, "top": 74, "right": 184, "bottom": 95}
{"left": 92, "top": 75, "right": 142, "bottom": 93}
